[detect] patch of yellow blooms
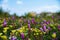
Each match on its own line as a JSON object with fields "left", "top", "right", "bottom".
{"left": 31, "top": 28, "right": 43, "bottom": 35}
{"left": 11, "top": 30, "right": 16, "bottom": 33}
{"left": 0, "top": 33, "right": 3, "bottom": 36}
{"left": 17, "top": 26, "right": 28, "bottom": 33}
{"left": 3, "top": 27, "right": 9, "bottom": 33}
{"left": 1, "top": 35, "right": 7, "bottom": 40}
{"left": 0, "top": 33, "right": 7, "bottom": 40}
{"left": 52, "top": 33, "right": 56, "bottom": 38}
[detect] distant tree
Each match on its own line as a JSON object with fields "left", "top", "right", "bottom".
{"left": 13, "top": 13, "right": 19, "bottom": 18}
{"left": 3, "top": 12, "right": 10, "bottom": 17}
{"left": 0, "top": 7, "right": 3, "bottom": 16}
{"left": 40, "top": 12, "right": 48, "bottom": 17}
{"left": 56, "top": 11, "right": 60, "bottom": 16}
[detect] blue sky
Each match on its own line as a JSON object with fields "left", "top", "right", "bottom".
{"left": 0, "top": 0, "right": 60, "bottom": 16}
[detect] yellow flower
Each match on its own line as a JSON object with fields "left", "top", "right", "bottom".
{"left": 22, "top": 27, "right": 25, "bottom": 29}
{"left": 52, "top": 32, "right": 56, "bottom": 38}
{"left": 0, "top": 33, "right": 3, "bottom": 36}
{"left": 11, "top": 30, "right": 16, "bottom": 33}
{"left": 28, "top": 38, "right": 31, "bottom": 40}
{"left": 32, "top": 28, "right": 41, "bottom": 32}
{"left": 36, "top": 33, "right": 39, "bottom": 35}
{"left": 15, "top": 32, "right": 18, "bottom": 36}
{"left": 17, "top": 29, "right": 23, "bottom": 33}
{"left": 35, "top": 29, "right": 37, "bottom": 32}
{"left": 17, "top": 26, "right": 27, "bottom": 33}
{"left": 50, "top": 24, "right": 54, "bottom": 27}
{"left": 9, "top": 25, "right": 13, "bottom": 28}
{"left": 20, "top": 27, "right": 23, "bottom": 30}
{"left": 3, "top": 30, "right": 7, "bottom": 33}
{"left": 0, "top": 20, "right": 3, "bottom": 23}
{"left": 26, "top": 28, "right": 28, "bottom": 30}
{"left": 40, "top": 32, "right": 43, "bottom": 35}
{"left": 3, "top": 27, "right": 9, "bottom": 33}
{"left": 25, "top": 26, "right": 27, "bottom": 27}
{"left": 1, "top": 35, "right": 7, "bottom": 40}
{"left": 43, "top": 32, "right": 46, "bottom": 34}
{"left": 0, "top": 24, "right": 3, "bottom": 26}
{"left": 4, "top": 27, "right": 9, "bottom": 30}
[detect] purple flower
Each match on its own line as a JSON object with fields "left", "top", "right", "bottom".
{"left": 31, "top": 18, "right": 35, "bottom": 24}
{"left": 3, "top": 20, "right": 7, "bottom": 27}
{"left": 40, "top": 27, "right": 43, "bottom": 32}
{"left": 43, "top": 25, "right": 46, "bottom": 32}
{"left": 46, "top": 21, "right": 50, "bottom": 24}
{"left": 9, "top": 36, "right": 17, "bottom": 40}
{"left": 52, "top": 16, "right": 54, "bottom": 19}
{"left": 20, "top": 33, "right": 25, "bottom": 39}
{"left": 32, "top": 18, "right": 34, "bottom": 21}
{"left": 48, "top": 27, "right": 51, "bottom": 30}
{"left": 28, "top": 20, "right": 30, "bottom": 24}
{"left": 28, "top": 23, "right": 30, "bottom": 29}
{"left": 12, "top": 16, "right": 15, "bottom": 20}
{"left": 58, "top": 25, "right": 60, "bottom": 28}
{"left": 11, "top": 38, "right": 17, "bottom": 40}
{"left": 46, "top": 20, "right": 50, "bottom": 24}
{"left": 58, "top": 25, "right": 60, "bottom": 30}
{"left": 43, "top": 20, "right": 46, "bottom": 23}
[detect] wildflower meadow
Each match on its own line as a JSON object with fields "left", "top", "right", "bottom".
{"left": 0, "top": 8, "right": 60, "bottom": 40}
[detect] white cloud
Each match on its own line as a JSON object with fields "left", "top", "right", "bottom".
{"left": 25, "top": 5, "right": 60, "bottom": 14}
{"left": 44, "top": 5, "right": 59, "bottom": 9}
{"left": 36, "top": 5, "right": 59, "bottom": 12}
{"left": 0, "top": 0, "right": 8, "bottom": 9}
{"left": 43, "top": 5, "right": 59, "bottom": 12}
{"left": 16, "top": 0, "right": 23, "bottom": 5}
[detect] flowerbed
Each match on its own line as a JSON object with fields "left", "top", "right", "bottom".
{"left": 0, "top": 14, "right": 60, "bottom": 40}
